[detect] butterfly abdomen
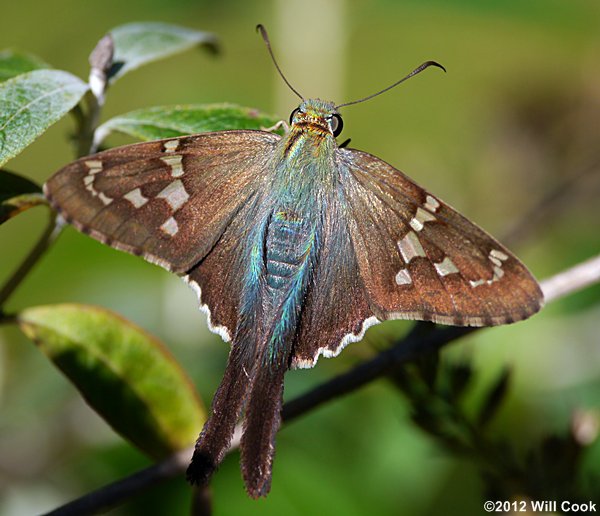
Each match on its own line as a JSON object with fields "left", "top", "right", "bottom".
{"left": 236, "top": 207, "right": 318, "bottom": 497}
{"left": 189, "top": 203, "right": 319, "bottom": 496}
{"left": 262, "top": 209, "right": 315, "bottom": 361}
{"left": 265, "top": 210, "right": 311, "bottom": 285}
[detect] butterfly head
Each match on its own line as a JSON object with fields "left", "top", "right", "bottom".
{"left": 257, "top": 24, "right": 444, "bottom": 142}
{"left": 289, "top": 99, "right": 344, "bottom": 138}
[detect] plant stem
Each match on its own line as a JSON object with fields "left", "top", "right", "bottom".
{"left": 0, "top": 212, "right": 62, "bottom": 309}
{"left": 76, "top": 92, "right": 102, "bottom": 156}
{"left": 39, "top": 253, "right": 600, "bottom": 515}
{"left": 540, "top": 253, "right": 600, "bottom": 301}
{"left": 0, "top": 312, "right": 17, "bottom": 325}
{"left": 41, "top": 447, "right": 192, "bottom": 516}
{"left": 0, "top": 68, "right": 106, "bottom": 312}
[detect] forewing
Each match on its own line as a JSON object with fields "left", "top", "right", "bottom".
{"left": 44, "top": 131, "right": 279, "bottom": 273}
{"left": 337, "top": 148, "right": 543, "bottom": 326}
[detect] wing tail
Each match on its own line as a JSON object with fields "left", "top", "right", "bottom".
{"left": 240, "top": 355, "right": 287, "bottom": 498}
{"left": 186, "top": 337, "right": 252, "bottom": 486}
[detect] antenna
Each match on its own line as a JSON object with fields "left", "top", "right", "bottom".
{"left": 336, "top": 61, "right": 445, "bottom": 109}
{"left": 256, "top": 24, "right": 303, "bottom": 101}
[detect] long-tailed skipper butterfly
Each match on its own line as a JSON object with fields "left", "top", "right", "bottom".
{"left": 43, "top": 25, "right": 543, "bottom": 498}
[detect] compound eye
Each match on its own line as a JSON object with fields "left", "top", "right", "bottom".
{"left": 328, "top": 113, "right": 343, "bottom": 137}
{"left": 289, "top": 107, "right": 300, "bottom": 125}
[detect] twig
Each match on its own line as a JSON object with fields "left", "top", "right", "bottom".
{"left": 0, "top": 40, "right": 110, "bottom": 315}
{"left": 190, "top": 485, "right": 213, "bottom": 516}
{"left": 283, "top": 324, "right": 471, "bottom": 420}
{"left": 42, "top": 448, "right": 191, "bottom": 516}
{"left": 540, "top": 254, "right": 600, "bottom": 302}
{"left": 41, "top": 253, "right": 600, "bottom": 516}
{"left": 0, "top": 312, "right": 17, "bottom": 325}
{"left": 0, "top": 213, "right": 61, "bottom": 309}
{"left": 77, "top": 34, "right": 113, "bottom": 156}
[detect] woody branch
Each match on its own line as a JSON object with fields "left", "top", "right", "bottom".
{"left": 42, "top": 252, "right": 600, "bottom": 516}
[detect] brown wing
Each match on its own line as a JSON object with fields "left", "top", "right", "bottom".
{"left": 291, "top": 185, "right": 374, "bottom": 368}
{"left": 336, "top": 148, "right": 543, "bottom": 327}
{"left": 184, "top": 193, "right": 264, "bottom": 343}
{"left": 44, "top": 130, "right": 279, "bottom": 340}
{"left": 44, "top": 131, "right": 279, "bottom": 273}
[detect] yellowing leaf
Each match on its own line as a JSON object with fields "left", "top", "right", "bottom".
{"left": 0, "top": 169, "right": 45, "bottom": 224}
{"left": 18, "top": 303, "right": 205, "bottom": 459}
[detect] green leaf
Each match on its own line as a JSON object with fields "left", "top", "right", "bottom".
{"left": 108, "top": 22, "right": 218, "bottom": 83}
{"left": 0, "top": 70, "right": 88, "bottom": 166}
{"left": 18, "top": 304, "right": 206, "bottom": 459}
{"left": 96, "top": 103, "right": 282, "bottom": 143}
{"left": 0, "top": 169, "right": 45, "bottom": 224}
{"left": 0, "top": 49, "right": 50, "bottom": 82}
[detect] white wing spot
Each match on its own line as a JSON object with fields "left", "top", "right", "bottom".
{"left": 493, "top": 265, "right": 505, "bottom": 280}
{"left": 157, "top": 180, "right": 189, "bottom": 211}
{"left": 124, "top": 188, "right": 149, "bottom": 208}
{"left": 424, "top": 195, "right": 440, "bottom": 212}
{"left": 83, "top": 160, "right": 112, "bottom": 205}
{"left": 160, "top": 216, "right": 179, "bottom": 236}
{"left": 434, "top": 256, "right": 459, "bottom": 277}
{"left": 409, "top": 206, "right": 437, "bottom": 232}
{"left": 490, "top": 249, "right": 509, "bottom": 261}
{"left": 163, "top": 139, "right": 180, "bottom": 152}
{"left": 469, "top": 279, "right": 486, "bottom": 288}
{"left": 84, "top": 160, "right": 103, "bottom": 173}
{"left": 160, "top": 154, "right": 184, "bottom": 177}
{"left": 398, "top": 231, "right": 426, "bottom": 263}
{"left": 97, "top": 192, "right": 112, "bottom": 206}
{"left": 395, "top": 268, "right": 412, "bottom": 285}
{"left": 469, "top": 249, "right": 509, "bottom": 288}
{"left": 489, "top": 255, "right": 502, "bottom": 267}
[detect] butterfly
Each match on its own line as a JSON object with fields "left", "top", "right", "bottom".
{"left": 43, "top": 25, "right": 543, "bottom": 498}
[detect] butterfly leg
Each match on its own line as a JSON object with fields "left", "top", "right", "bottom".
{"left": 261, "top": 120, "right": 289, "bottom": 134}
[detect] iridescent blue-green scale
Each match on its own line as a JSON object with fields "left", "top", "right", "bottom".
{"left": 260, "top": 108, "right": 336, "bottom": 366}
{"left": 263, "top": 210, "right": 315, "bottom": 365}
{"left": 265, "top": 212, "right": 308, "bottom": 289}
{"left": 238, "top": 99, "right": 339, "bottom": 370}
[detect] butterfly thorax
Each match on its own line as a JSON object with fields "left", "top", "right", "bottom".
{"left": 235, "top": 100, "right": 343, "bottom": 367}
{"left": 272, "top": 99, "right": 339, "bottom": 204}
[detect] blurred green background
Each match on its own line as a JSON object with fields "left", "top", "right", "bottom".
{"left": 1, "top": 0, "right": 600, "bottom": 514}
